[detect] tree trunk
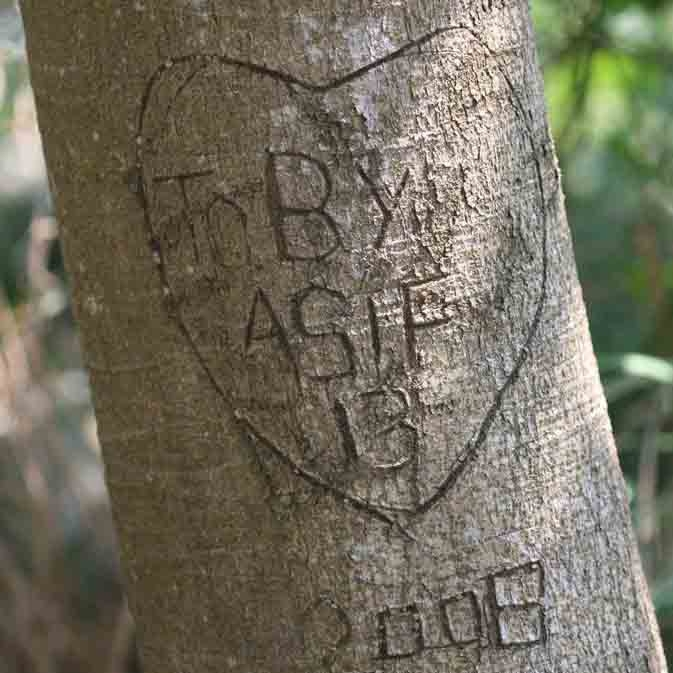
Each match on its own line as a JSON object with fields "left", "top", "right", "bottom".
{"left": 20, "top": 1, "right": 666, "bottom": 672}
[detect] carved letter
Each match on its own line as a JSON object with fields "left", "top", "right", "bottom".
{"left": 338, "top": 389, "right": 418, "bottom": 471}
{"left": 153, "top": 170, "right": 250, "bottom": 273}
{"left": 266, "top": 152, "right": 342, "bottom": 261}
{"left": 490, "top": 562, "right": 546, "bottom": 647}
{"left": 206, "top": 196, "right": 250, "bottom": 269}
{"left": 153, "top": 170, "right": 215, "bottom": 261}
{"left": 292, "top": 286, "right": 355, "bottom": 381}
{"left": 403, "top": 275, "right": 453, "bottom": 368}
{"left": 357, "top": 164, "right": 410, "bottom": 249}
{"left": 246, "top": 289, "right": 299, "bottom": 383}
{"left": 440, "top": 591, "right": 482, "bottom": 645}
{"left": 377, "top": 604, "right": 424, "bottom": 659}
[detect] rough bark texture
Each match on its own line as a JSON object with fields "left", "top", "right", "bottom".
{"left": 21, "top": 1, "right": 666, "bottom": 672}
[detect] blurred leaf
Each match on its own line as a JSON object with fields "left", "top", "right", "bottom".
{"left": 603, "top": 374, "right": 655, "bottom": 403}
{"left": 599, "top": 353, "right": 673, "bottom": 383}
{"left": 655, "top": 576, "right": 673, "bottom": 612}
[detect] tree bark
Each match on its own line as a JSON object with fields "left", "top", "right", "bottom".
{"left": 21, "top": 1, "right": 666, "bottom": 672}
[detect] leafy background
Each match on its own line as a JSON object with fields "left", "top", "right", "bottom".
{"left": 0, "top": 0, "right": 672, "bottom": 669}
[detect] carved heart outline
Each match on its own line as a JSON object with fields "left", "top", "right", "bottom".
{"left": 136, "top": 25, "right": 552, "bottom": 527}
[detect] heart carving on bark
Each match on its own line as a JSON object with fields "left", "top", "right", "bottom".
{"left": 138, "top": 27, "right": 548, "bottom": 521}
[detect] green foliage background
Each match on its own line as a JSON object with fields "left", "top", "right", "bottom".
{"left": 535, "top": 0, "right": 673, "bottom": 659}
{"left": 0, "top": 0, "right": 671, "bottom": 669}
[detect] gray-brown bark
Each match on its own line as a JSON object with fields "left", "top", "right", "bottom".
{"left": 20, "top": 1, "right": 666, "bottom": 672}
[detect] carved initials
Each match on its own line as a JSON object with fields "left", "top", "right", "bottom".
{"left": 152, "top": 170, "right": 249, "bottom": 271}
